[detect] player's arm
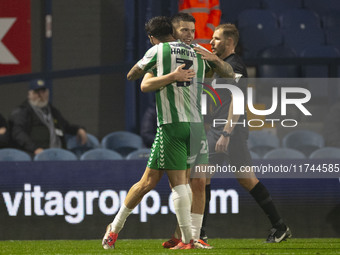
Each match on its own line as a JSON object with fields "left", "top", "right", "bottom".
{"left": 141, "top": 64, "right": 195, "bottom": 92}
{"left": 205, "top": 68, "right": 215, "bottom": 78}
{"left": 194, "top": 46, "right": 235, "bottom": 79}
{"left": 215, "top": 95, "right": 241, "bottom": 152}
{"left": 127, "top": 63, "right": 146, "bottom": 81}
{"left": 127, "top": 45, "right": 158, "bottom": 81}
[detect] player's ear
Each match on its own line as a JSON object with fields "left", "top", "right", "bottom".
{"left": 226, "top": 37, "right": 233, "bottom": 46}
{"left": 148, "top": 35, "right": 155, "bottom": 45}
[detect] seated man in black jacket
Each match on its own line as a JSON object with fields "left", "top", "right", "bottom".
{"left": 9, "top": 79, "right": 87, "bottom": 156}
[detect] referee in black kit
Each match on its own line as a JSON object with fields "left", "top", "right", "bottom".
{"left": 201, "top": 23, "right": 291, "bottom": 243}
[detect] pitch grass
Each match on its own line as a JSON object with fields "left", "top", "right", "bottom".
{"left": 0, "top": 239, "right": 340, "bottom": 255}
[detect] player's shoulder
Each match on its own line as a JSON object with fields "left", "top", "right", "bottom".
{"left": 144, "top": 44, "right": 159, "bottom": 57}
{"left": 167, "top": 40, "right": 192, "bottom": 49}
{"left": 226, "top": 53, "right": 244, "bottom": 65}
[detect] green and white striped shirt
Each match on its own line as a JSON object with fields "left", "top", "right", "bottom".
{"left": 138, "top": 40, "right": 210, "bottom": 125}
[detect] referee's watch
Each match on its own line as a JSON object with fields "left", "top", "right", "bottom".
{"left": 222, "top": 131, "right": 231, "bottom": 137}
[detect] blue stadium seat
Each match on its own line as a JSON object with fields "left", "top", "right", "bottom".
{"left": 282, "top": 27, "right": 325, "bottom": 55}
{"left": 0, "top": 148, "right": 31, "bottom": 161}
{"left": 220, "top": 0, "right": 262, "bottom": 24}
{"left": 34, "top": 148, "right": 78, "bottom": 161}
{"left": 80, "top": 148, "right": 123, "bottom": 160}
{"left": 262, "top": 0, "right": 303, "bottom": 15}
{"left": 239, "top": 28, "right": 282, "bottom": 59}
{"left": 300, "top": 45, "right": 340, "bottom": 77}
{"left": 248, "top": 130, "right": 280, "bottom": 158}
{"left": 263, "top": 148, "right": 306, "bottom": 159}
{"left": 238, "top": 9, "right": 279, "bottom": 29}
{"left": 326, "top": 28, "right": 340, "bottom": 48}
{"left": 282, "top": 130, "right": 325, "bottom": 156}
{"left": 250, "top": 150, "right": 261, "bottom": 159}
{"left": 301, "top": 45, "right": 340, "bottom": 58}
{"left": 101, "top": 131, "right": 143, "bottom": 157}
{"left": 279, "top": 9, "right": 321, "bottom": 30}
{"left": 309, "top": 147, "right": 340, "bottom": 159}
{"left": 126, "top": 148, "right": 151, "bottom": 160}
{"left": 322, "top": 12, "right": 340, "bottom": 30}
{"left": 257, "top": 46, "right": 300, "bottom": 78}
{"left": 237, "top": 9, "right": 282, "bottom": 58}
{"left": 66, "top": 133, "right": 100, "bottom": 158}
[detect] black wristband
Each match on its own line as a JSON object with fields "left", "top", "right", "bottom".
{"left": 222, "top": 131, "right": 231, "bottom": 137}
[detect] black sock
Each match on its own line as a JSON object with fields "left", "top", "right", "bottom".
{"left": 249, "top": 182, "right": 285, "bottom": 230}
{"left": 201, "top": 184, "right": 211, "bottom": 237}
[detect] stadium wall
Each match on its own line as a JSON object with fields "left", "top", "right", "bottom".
{"left": 0, "top": 0, "right": 126, "bottom": 139}
{"left": 0, "top": 160, "right": 339, "bottom": 240}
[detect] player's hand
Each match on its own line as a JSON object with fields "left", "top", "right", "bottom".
{"left": 215, "top": 135, "right": 230, "bottom": 152}
{"left": 174, "top": 64, "right": 195, "bottom": 82}
{"left": 193, "top": 46, "right": 219, "bottom": 62}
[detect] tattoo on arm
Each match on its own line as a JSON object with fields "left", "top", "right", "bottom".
{"left": 215, "top": 60, "right": 235, "bottom": 79}
{"left": 127, "top": 64, "right": 146, "bottom": 81}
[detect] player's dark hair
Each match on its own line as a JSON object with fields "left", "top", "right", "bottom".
{"left": 145, "top": 16, "right": 173, "bottom": 41}
{"left": 171, "top": 12, "right": 196, "bottom": 25}
{"left": 216, "top": 23, "right": 239, "bottom": 46}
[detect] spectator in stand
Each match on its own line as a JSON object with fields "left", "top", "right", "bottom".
{"left": 0, "top": 113, "right": 10, "bottom": 148}
{"left": 9, "top": 79, "right": 87, "bottom": 156}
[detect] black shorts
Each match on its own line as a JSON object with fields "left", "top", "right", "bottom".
{"left": 207, "top": 127, "right": 252, "bottom": 169}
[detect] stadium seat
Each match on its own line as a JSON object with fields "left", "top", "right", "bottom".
{"left": 301, "top": 45, "right": 340, "bottom": 57}
{"left": 248, "top": 130, "right": 280, "bottom": 158}
{"left": 80, "top": 148, "right": 123, "bottom": 160}
{"left": 279, "top": 9, "right": 321, "bottom": 30}
{"left": 326, "top": 28, "right": 340, "bottom": 48}
{"left": 309, "top": 147, "right": 340, "bottom": 159}
{"left": 261, "top": 0, "right": 303, "bottom": 15}
{"left": 300, "top": 45, "right": 340, "bottom": 77}
{"left": 126, "top": 148, "right": 151, "bottom": 160}
{"left": 280, "top": 10, "right": 325, "bottom": 55}
{"left": 250, "top": 150, "right": 261, "bottom": 159}
{"left": 322, "top": 12, "right": 340, "bottom": 30}
{"left": 101, "top": 131, "right": 143, "bottom": 157}
{"left": 282, "top": 27, "right": 325, "bottom": 55}
{"left": 220, "top": 0, "right": 262, "bottom": 24}
{"left": 0, "top": 148, "right": 31, "bottom": 161}
{"left": 282, "top": 130, "right": 325, "bottom": 156}
{"left": 239, "top": 27, "right": 282, "bottom": 59}
{"left": 237, "top": 9, "right": 282, "bottom": 58}
{"left": 66, "top": 133, "right": 100, "bottom": 158}
{"left": 263, "top": 148, "right": 306, "bottom": 159}
{"left": 34, "top": 148, "right": 78, "bottom": 161}
{"left": 237, "top": 9, "right": 279, "bottom": 29}
{"left": 257, "top": 46, "right": 300, "bottom": 78}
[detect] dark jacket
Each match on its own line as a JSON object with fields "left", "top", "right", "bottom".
{"left": 9, "top": 101, "right": 82, "bottom": 154}
{"left": 0, "top": 113, "right": 10, "bottom": 148}
{"left": 140, "top": 105, "right": 157, "bottom": 148}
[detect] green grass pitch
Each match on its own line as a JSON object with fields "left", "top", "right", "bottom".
{"left": 0, "top": 238, "right": 340, "bottom": 255}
